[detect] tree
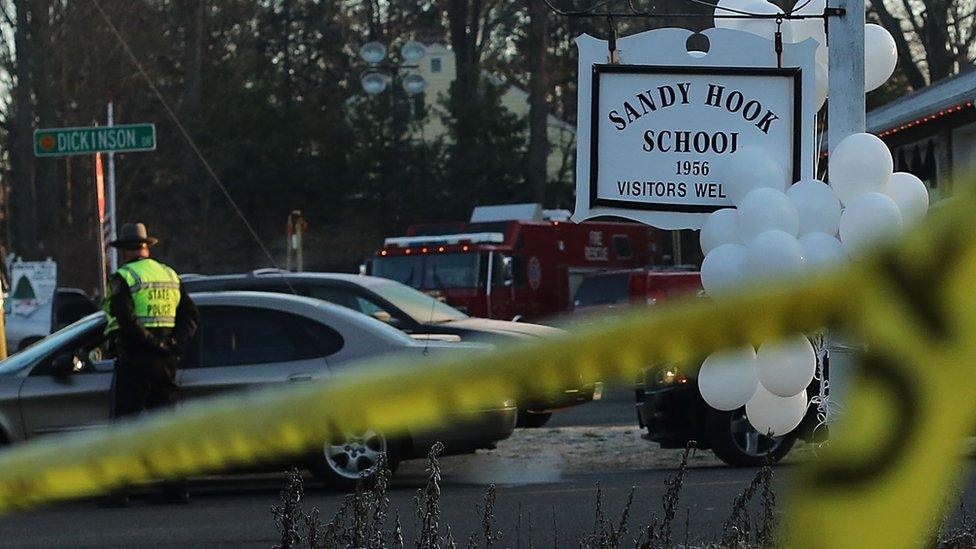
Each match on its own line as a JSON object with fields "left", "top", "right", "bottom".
{"left": 526, "top": 0, "right": 550, "bottom": 203}
{"left": 869, "top": 0, "right": 976, "bottom": 90}
{"left": 9, "top": 0, "right": 38, "bottom": 253}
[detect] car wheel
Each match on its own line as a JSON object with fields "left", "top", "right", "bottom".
{"left": 311, "top": 428, "right": 400, "bottom": 491}
{"left": 706, "top": 408, "right": 796, "bottom": 467}
{"left": 517, "top": 411, "right": 553, "bottom": 428}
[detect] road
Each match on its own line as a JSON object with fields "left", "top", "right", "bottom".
{"left": 548, "top": 383, "right": 638, "bottom": 427}
{"left": 0, "top": 390, "right": 739, "bottom": 549}
{"left": 1, "top": 391, "right": 973, "bottom": 547}
{"left": 0, "top": 464, "right": 788, "bottom": 548}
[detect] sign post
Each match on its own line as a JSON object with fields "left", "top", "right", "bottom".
{"left": 34, "top": 116, "right": 155, "bottom": 296}
{"left": 827, "top": 0, "right": 865, "bottom": 154}
{"left": 106, "top": 103, "right": 119, "bottom": 273}
{"left": 825, "top": 0, "right": 865, "bottom": 424}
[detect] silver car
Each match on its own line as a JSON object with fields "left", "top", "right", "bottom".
{"left": 0, "top": 292, "right": 517, "bottom": 489}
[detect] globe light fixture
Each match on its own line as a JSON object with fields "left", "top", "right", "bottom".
{"left": 361, "top": 72, "right": 389, "bottom": 95}
{"left": 359, "top": 41, "right": 387, "bottom": 65}
{"left": 402, "top": 73, "right": 428, "bottom": 96}
{"left": 400, "top": 41, "right": 427, "bottom": 64}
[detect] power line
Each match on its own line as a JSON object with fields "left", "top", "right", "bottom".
{"left": 89, "top": 0, "right": 290, "bottom": 281}
{"left": 543, "top": 0, "right": 834, "bottom": 19}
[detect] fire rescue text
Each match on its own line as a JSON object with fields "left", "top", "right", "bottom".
{"left": 607, "top": 82, "right": 781, "bottom": 136}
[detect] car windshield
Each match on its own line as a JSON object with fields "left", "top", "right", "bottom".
{"left": 372, "top": 253, "right": 481, "bottom": 291}
{"left": 0, "top": 313, "right": 105, "bottom": 375}
{"left": 425, "top": 253, "right": 480, "bottom": 289}
{"left": 372, "top": 256, "right": 422, "bottom": 288}
{"left": 368, "top": 280, "right": 468, "bottom": 324}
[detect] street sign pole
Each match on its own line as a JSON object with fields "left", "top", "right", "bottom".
{"left": 826, "top": 0, "right": 865, "bottom": 424}
{"left": 106, "top": 102, "right": 118, "bottom": 272}
{"left": 33, "top": 116, "right": 155, "bottom": 297}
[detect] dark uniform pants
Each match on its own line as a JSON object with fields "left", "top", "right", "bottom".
{"left": 109, "top": 340, "right": 186, "bottom": 499}
{"left": 111, "top": 351, "right": 180, "bottom": 418}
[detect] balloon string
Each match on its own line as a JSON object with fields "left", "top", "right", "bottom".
{"left": 809, "top": 331, "right": 834, "bottom": 450}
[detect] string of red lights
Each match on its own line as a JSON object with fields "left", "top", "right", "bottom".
{"left": 818, "top": 100, "right": 975, "bottom": 158}
{"left": 877, "top": 101, "right": 975, "bottom": 138}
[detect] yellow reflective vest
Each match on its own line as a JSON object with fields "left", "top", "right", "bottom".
{"left": 103, "top": 258, "right": 181, "bottom": 335}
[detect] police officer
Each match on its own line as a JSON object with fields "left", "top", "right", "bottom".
{"left": 104, "top": 222, "right": 198, "bottom": 504}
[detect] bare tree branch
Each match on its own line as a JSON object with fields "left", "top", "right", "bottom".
{"left": 871, "top": 0, "right": 929, "bottom": 88}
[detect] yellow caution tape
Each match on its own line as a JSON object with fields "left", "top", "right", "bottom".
{"left": 0, "top": 267, "right": 853, "bottom": 511}
{"left": 0, "top": 186, "right": 971, "bottom": 549}
{"left": 787, "top": 191, "right": 976, "bottom": 549}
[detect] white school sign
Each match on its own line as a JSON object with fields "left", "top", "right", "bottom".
{"left": 573, "top": 28, "right": 819, "bottom": 230}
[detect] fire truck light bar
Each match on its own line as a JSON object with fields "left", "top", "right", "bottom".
{"left": 384, "top": 232, "right": 505, "bottom": 248}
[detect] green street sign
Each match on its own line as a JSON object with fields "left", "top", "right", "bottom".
{"left": 33, "top": 123, "right": 156, "bottom": 157}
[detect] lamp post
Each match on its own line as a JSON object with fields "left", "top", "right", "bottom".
{"left": 359, "top": 41, "right": 428, "bottom": 224}
{"left": 359, "top": 40, "right": 429, "bottom": 142}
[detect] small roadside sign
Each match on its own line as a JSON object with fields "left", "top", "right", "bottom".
{"left": 9, "top": 258, "right": 57, "bottom": 317}
{"left": 34, "top": 123, "right": 156, "bottom": 157}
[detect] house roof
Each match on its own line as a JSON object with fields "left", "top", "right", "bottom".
{"left": 868, "top": 71, "right": 976, "bottom": 137}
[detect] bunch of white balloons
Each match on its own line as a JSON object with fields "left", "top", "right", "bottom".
{"left": 698, "top": 338, "right": 814, "bottom": 435}
{"left": 713, "top": 0, "right": 899, "bottom": 110}
{"left": 699, "top": 0, "right": 912, "bottom": 437}
{"left": 697, "top": 133, "right": 930, "bottom": 435}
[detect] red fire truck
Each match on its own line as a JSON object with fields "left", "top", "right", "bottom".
{"left": 368, "top": 204, "right": 665, "bottom": 321}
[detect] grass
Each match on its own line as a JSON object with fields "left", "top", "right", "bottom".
{"left": 271, "top": 442, "right": 976, "bottom": 548}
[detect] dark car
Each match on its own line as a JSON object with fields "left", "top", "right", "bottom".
{"left": 182, "top": 270, "right": 600, "bottom": 427}
{"left": 635, "top": 366, "right": 821, "bottom": 467}
{"left": 4, "top": 288, "right": 100, "bottom": 352}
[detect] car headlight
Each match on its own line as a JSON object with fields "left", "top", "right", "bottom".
{"left": 655, "top": 367, "right": 689, "bottom": 386}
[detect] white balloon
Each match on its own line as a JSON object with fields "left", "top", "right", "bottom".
{"left": 722, "top": 2, "right": 795, "bottom": 42}
{"left": 746, "top": 230, "right": 806, "bottom": 279}
{"left": 796, "top": 0, "right": 825, "bottom": 15}
{"left": 789, "top": 0, "right": 826, "bottom": 46}
{"left": 745, "top": 385, "right": 808, "bottom": 436}
{"left": 864, "top": 23, "right": 897, "bottom": 93}
{"left": 787, "top": 179, "right": 841, "bottom": 236}
{"left": 828, "top": 133, "right": 893, "bottom": 206}
{"left": 737, "top": 188, "right": 800, "bottom": 241}
{"left": 884, "top": 172, "right": 930, "bottom": 226}
{"left": 724, "top": 146, "right": 788, "bottom": 205}
{"left": 700, "top": 208, "right": 741, "bottom": 255}
{"left": 756, "top": 335, "right": 816, "bottom": 397}
{"left": 799, "top": 232, "right": 845, "bottom": 268}
{"left": 838, "top": 192, "right": 904, "bottom": 254}
{"left": 698, "top": 347, "right": 759, "bottom": 411}
{"left": 701, "top": 243, "right": 749, "bottom": 295}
